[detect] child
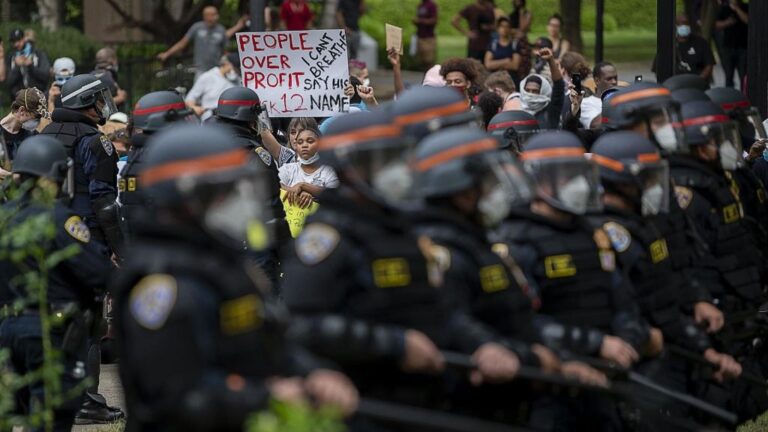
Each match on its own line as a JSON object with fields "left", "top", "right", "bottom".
{"left": 279, "top": 125, "right": 338, "bottom": 209}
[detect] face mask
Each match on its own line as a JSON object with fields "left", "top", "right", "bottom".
{"left": 653, "top": 124, "right": 678, "bottom": 152}
{"left": 478, "top": 185, "right": 512, "bottom": 227}
{"left": 371, "top": 161, "right": 413, "bottom": 203}
{"left": 226, "top": 70, "right": 239, "bottom": 83}
{"left": 676, "top": 25, "right": 691, "bottom": 38}
{"left": 520, "top": 92, "right": 551, "bottom": 115}
{"left": 55, "top": 75, "right": 72, "bottom": 86}
{"left": 641, "top": 184, "right": 665, "bottom": 216}
{"left": 557, "top": 175, "right": 591, "bottom": 214}
{"left": 204, "top": 181, "right": 265, "bottom": 248}
{"left": 22, "top": 119, "right": 39, "bottom": 131}
{"left": 362, "top": 78, "right": 370, "bottom": 87}
{"left": 299, "top": 153, "right": 320, "bottom": 165}
{"left": 719, "top": 141, "right": 739, "bottom": 171}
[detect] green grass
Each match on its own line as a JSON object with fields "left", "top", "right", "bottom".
{"left": 436, "top": 29, "right": 656, "bottom": 65}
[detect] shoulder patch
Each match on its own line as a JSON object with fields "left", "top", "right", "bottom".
{"left": 295, "top": 223, "right": 340, "bottom": 265}
{"left": 64, "top": 215, "right": 91, "bottom": 243}
{"left": 602, "top": 222, "right": 631, "bottom": 253}
{"left": 100, "top": 135, "right": 114, "bottom": 156}
{"left": 674, "top": 186, "right": 693, "bottom": 209}
{"left": 255, "top": 146, "right": 273, "bottom": 166}
{"left": 129, "top": 274, "right": 178, "bottom": 330}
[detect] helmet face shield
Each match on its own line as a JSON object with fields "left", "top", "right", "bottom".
{"left": 94, "top": 88, "right": 117, "bottom": 123}
{"left": 634, "top": 161, "right": 670, "bottom": 216}
{"left": 524, "top": 157, "right": 602, "bottom": 215}
{"left": 474, "top": 152, "right": 533, "bottom": 226}
{"left": 744, "top": 108, "right": 767, "bottom": 140}
{"left": 345, "top": 143, "right": 414, "bottom": 205}
{"left": 645, "top": 106, "right": 687, "bottom": 154}
{"left": 700, "top": 121, "right": 743, "bottom": 171}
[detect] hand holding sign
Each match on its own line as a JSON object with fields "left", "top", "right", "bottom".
{"left": 385, "top": 24, "right": 403, "bottom": 55}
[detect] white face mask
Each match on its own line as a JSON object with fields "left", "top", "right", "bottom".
{"left": 226, "top": 70, "right": 239, "bottom": 83}
{"left": 719, "top": 141, "right": 739, "bottom": 171}
{"left": 557, "top": 175, "right": 591, "bottom": 214}
{"left": 299, "top": 153, "right": 320, "bottom": 165}
{"left": 362, "top": 78, "right": 371, "bottom": 87}
{"left": 641, "top": 184, "right": 665, "bottom": 216}
{"left": 204, "top": 181, "right": 264, "bottom": 247}
{"left": 653, "top": 124, "right": 679, "bottom": 152}
{"left": 372, "top": 161, "right": 412, "bottom": 203}
{"left": 478, "top": 185, "right": 512, "bottom": 227}
{"left": 22, "top": 119, "right": 39, "bottom": 131}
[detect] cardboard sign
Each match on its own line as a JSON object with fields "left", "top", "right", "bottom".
{"left": 236, "top": 30, "right": 350, "bottom": 117}
{"left": 385, "top": 24, "right": 403, "bottom": 55}
{"left": 280, "top": 189, "right": 319, "bottom": 237}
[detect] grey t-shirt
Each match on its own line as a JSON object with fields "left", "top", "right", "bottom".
{"left": 186, "top": 21, "right": 227, "bottom": 71}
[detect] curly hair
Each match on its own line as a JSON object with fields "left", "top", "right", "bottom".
{"left": 561, "top": 51, "right": 591, "bottom": 78}
{"left": 439, "top": 57, "right": 477, "bottom": 84}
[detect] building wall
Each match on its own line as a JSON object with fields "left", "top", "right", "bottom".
{"left": 83, "top": 0, "right": 153, "bottom": 43}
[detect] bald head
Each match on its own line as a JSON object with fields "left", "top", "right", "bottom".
{"left": 203, "top": 6, "right": 219, "bottom": 26}
{"left": 95, "top": 47, "right": 117, "bottom": 68}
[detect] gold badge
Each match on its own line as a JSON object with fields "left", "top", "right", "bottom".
{"left": 480, "top": 265, "right": 510, "bottom": 293}
{"left": 64, "top": 215, "right": 91, "bottom": 243}
{"left": 129, "top": 274, "right": 177, "bottom": 330}
{"left": 674, "top": 186, "right": 693, "bottom": 209}
{"left": 649, "top": 238, "right": 669, "bottom": 264}
{"left": 372, "top": 258, "right": 411, "bottom": 288}
{"left": 220, "top": 294, "right": 263, "bottom": 335}
{"left": 128, "top": 177, "right": 137, "bottom": 192}
{"left": 544, "top": 254, "right": 577, "bottom": 278}
{"left": 118, "top": 178, "right": 126, "bottom": 192}
{"left": 723, "top": 203, "right": 740, "bottom": 224}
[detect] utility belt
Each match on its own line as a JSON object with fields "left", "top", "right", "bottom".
{"left": 1, "top": 302, "right": 93, "bottom": 356}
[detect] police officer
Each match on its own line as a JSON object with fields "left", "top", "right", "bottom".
{"left": 119, "top": 90, "right": 193, "bottom": 241}
{"left": 588, "top": 131, "right": 741, "bottom": 388}
{"left": 604, "top": 83, "right": 726, "bottom": 335}
{"left": 112, "top": 124, "right": 357, "bottom": 431}
{"left": 281, "top": 110, "right": 521, "bottom": 431}
{"left": 0, "top": 135, "right": 112, "bottom": 431}
{"left": 392, "top": 85, "right": 479, "bottom": 143}
{"left": 494, "top": 131, "right": 655, "bottom": 430}
{"left": 212, "top": 87, "right": 290, "bottom": 288}
{"left": 486, "top": 110, "right": 540, "bottom": 154}
{"left": 41, "top": 74, "right": 121, "bottom": 256}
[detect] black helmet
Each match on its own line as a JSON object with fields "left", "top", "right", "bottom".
{"left": 140, "top": 124, "right": 273, "bottom": 250}
{"left": 319, "top": 110, "right": 409, "bottom": 206}
{"left": 591, "top": 131, "right": 669, "bottom": 216}
{"left": 13, "top": 135, "right": 71, "bottom": 181}
{"left": 392, "top": 86, "right": 479, "bottom": 143}
{"left": 486, "top": 110, "right": 540, "bottom": 153}
{"left": 215, "top": 87, "right": 262, "bottom": 123}
{"left": 663, "top": 74, "right": 709, "bottom": 92}
{"left": 680, "top": 100, "right": 741, "bottom": 171}
{"left": 132, "top": 91, "right": 193, "bottom": 133}
{"left": 606, "top": 82, "right": 686, "bottom": 153}
{"left": 520, "top": 131, "right": 601, "bottom": 215}
{"left": 60, "top": 74, "right": 117, "bottom": 124}
{"left": 413, "top": 126, "right": 531, "bottom": 227}
{"left": 706, "top": 87, "right": 767, "bottom": 140}
{"left": 671, "top": 88, "right": 710, "bottom": 105}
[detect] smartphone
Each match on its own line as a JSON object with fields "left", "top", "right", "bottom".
{"left": 572, "top": 73, "right": 583, "bottom": 94}
{"left": 635, "top": 75, "right": 643, "bottom": 82}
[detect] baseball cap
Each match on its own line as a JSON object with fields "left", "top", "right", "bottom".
{"left": 9, "top": 28, "right": 24, "bottom": 42}
{"left": 53, "top": 57, "right": 76, "bottom": 75}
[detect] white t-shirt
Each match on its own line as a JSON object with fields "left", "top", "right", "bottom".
{"left": 279, "top": 163, "right": 339, "bottom": 188}
{"left": 185, "top": 67, "right": 235, "bottom": 121}
{"left": 278, "top": 146, "right": 297, "bottom": 167}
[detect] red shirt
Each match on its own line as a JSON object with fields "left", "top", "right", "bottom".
{"left": 416, "top": 0, "right": 438, "bottom": 39}
{"left": 280, "top": 0, "right": 313, "bottom": 31}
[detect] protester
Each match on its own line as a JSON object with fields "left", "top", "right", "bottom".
{"left": 452, "top": 0, "right": 496, "bottom": 61}
{"left": 485, "top": 70, "right": 521, "bottom": 110}
{"left": 484, "top": 17, "right": 521, "bottom": 78}
{"left": 414, "top": 0, "right": 438, "bottom": 70}
{"left": 348, "top": 59, "right": 370, "bottom": 86}
{"left": 184, "top": 53, "right": 240, "bottom": 121}
{"left": 477, "top": 90, "right": 503, "bottom": 128}
{"left": 5, "top": 28, "right": 50, "bottom": 97}
{"left": 156, "top": 6, "right": 248, "bottom": 77}
{"left": 281, "top": 0, "right": 314, "bottom": 31}
{"left": 279, "top": 124, "right": 338, "bottom": 209}
{"left": 1, "top": 88, "right": 46, "bottom": 162}
{"left": 715, "top": 0, "right": 748, "bottom": 88}
{"left": 423, "top": 64, "right": 446, "bottom": 87}
{"left": 753, "top": 140, "right": 768, "bottom": 190}
{"left": 91, "top": 47, "right": 128, "bottom": 106}
{"left": 336, "top": 0, "right": 365, "bottom": 59}
{"left": 530, "top": 37, "right": 554, "bottom": 79}
{"left": 440, "top": 57, "right": 477, "bottom": 107}
{"left": 592, "top": 61, "right": 618, "bottom": 97}
{"left": 546, "top": 14, "right": 570, "bottom": 60}
{"left": 261, "top": 116, "right": 318, "bottom": 167}
{"left": 519, "top": 48, "right": 564, "bottom": 129}
{"left": 510, "top": 0, "right": 532, "bottom": 36}
{"left": 46, "top": 57, "right": 75, "bottom": 113}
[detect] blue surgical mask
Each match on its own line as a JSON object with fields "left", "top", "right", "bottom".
{"left": 55, "top": 74, "right": 72, "bottom": 86}
{"left": 676, "top": 25, "right": 691, "bottom": 38}
{"left": 763, "top": 148, "right": 768, "bottom": 162}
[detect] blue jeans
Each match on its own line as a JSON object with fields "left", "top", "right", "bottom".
{"left": 0, "top": 314, "right": 88, "bottom": 431}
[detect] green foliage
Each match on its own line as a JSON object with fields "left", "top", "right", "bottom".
{"left": 739, "top": 411, "right": 768, "bottom": 432}
{"left": 246, "top": 400, "right": 347, "bottom": 432}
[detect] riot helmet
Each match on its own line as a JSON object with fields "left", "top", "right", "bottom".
{"left": 60, "top": 74, "right": 117, "bottom": 125}
{"left": 486, "top": 110, "right": 540, "bottom": 153}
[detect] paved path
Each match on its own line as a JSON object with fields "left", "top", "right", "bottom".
{"left": 72, "top": 365, "right": 125, "bottom": 432}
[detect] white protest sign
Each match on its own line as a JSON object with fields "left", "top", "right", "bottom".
{"left": 236, "top": 30, "right": 350, "bottom": 117}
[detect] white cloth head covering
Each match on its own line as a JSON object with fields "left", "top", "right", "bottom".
{"left": 519, "top": 74, "right": 553, "bottom": 115}
{"left": 422, "top": 65, "right": 446, "bottom": 87}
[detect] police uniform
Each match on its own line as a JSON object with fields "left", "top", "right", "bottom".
{"left": 117, "top": 134, "right": 148, "bottom": 241}
{"left": 0, "top": 198, "right": 111, "bottom": 430}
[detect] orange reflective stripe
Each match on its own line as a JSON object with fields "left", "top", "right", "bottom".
{"left": 681, "top": 114, "right": 730, "bottom": 127}
{"left": 591, "top": 154, "right": 624, "bottom": 172}
{"left": 520, "top": 147, "right": 585, "bottom": 161}
{"left": 141, "top": 148, "right": 249, "bottom": 186}
{"left": 394, "top": 100, "right": 470, "bottom": 125}
{"left": 414, "top": 138, "right": 497, "bottom": 171}
{"left": 318, "top": 125, "right": 401, "bottom": 150}
{"left": 609, "top": 88, "right": 670, "bottom": 106}
{"left": 637, "top": 152, "right": 661, "bottom": 163}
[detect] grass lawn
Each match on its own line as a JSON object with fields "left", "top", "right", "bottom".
{"left": 437, "top": 29, "right": 657, "bottom": 65}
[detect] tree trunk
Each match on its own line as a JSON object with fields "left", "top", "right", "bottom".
{"left": 321, "top": 0, "right": 340, "bottom": 29}
{"left": 559, "top": 0, "right": 582, "bottom": 53}
{"left": 36, "top": 0, "right": 61, "bottom": 31}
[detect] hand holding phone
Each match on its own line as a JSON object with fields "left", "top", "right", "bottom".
{"left": 572, "top": 73, "right": 583, "bottom": 95}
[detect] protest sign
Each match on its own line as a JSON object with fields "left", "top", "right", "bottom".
{"left": 385, "top": 24, "right": 403, "bottom": 55}
{"left": 280, "top": 189, "right": 319, "bottom": 237}
{"left": 236, "top": 30, "right": 350, "bottom": 117}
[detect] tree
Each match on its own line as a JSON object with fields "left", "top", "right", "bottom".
{"left": 560, "top": 0, "right": 583, "bottom": 53}
{"left": 103, "top": 0, "right": 226, "bottom": 44}
{"left": 36, "top": 0, "right": 62, "bottom": 31}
